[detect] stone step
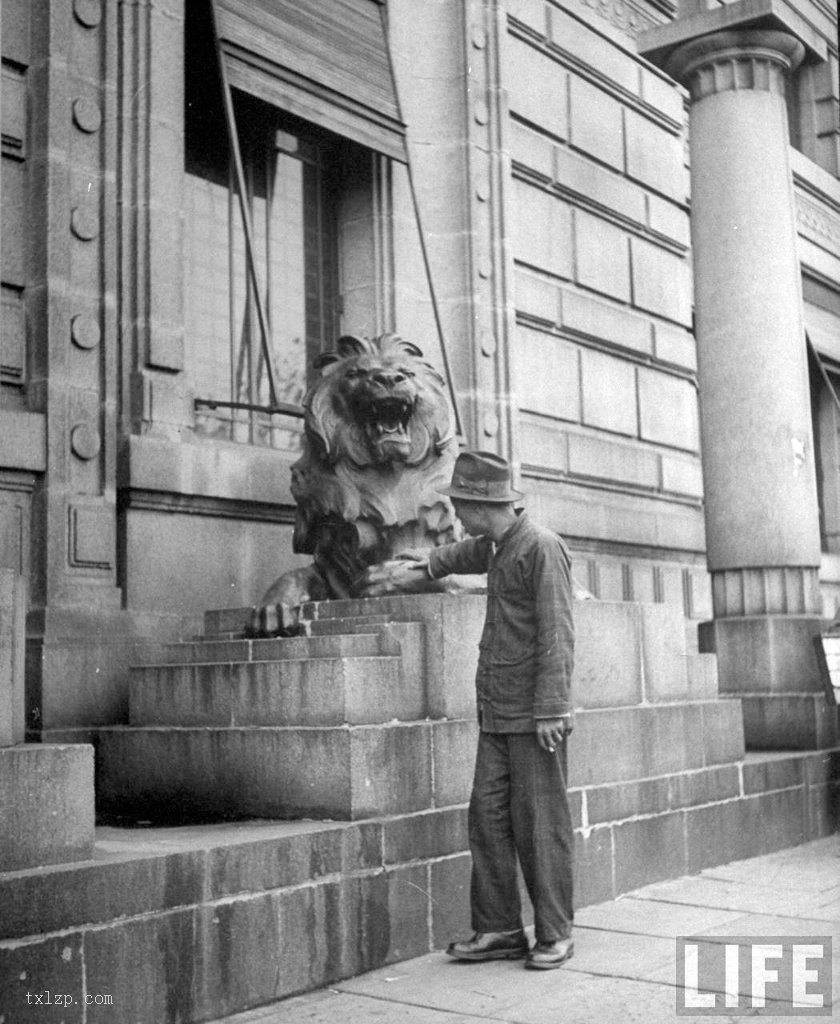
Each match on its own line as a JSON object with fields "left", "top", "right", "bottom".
{"left": 95, "top": 718, "right": 474, "bottom": 821}
{"left": 129, "top": 655, "right": 418, "bottom": 727}
{"left": 96, "top": 697, "right": 745, "bottom": 824}
{"left": 135, "top": 631, "right": 385, "bottom": 666}
{"left": 572, "top": 698, "right": 745, "bottom": 787}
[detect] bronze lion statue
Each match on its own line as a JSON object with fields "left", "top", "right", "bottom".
{"left": 253, "top": 333, "right": 460, "bottom": 633}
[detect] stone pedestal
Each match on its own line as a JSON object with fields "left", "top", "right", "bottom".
{"left": 700, "top": 616, "right": 838, "bottom": 748}
{"left": 0, "top": 569, "right": 95, "bottom": 871}
{"left": 639, "top": 1, "right": 834, "bottom": 748}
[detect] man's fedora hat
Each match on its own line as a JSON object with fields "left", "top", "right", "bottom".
{"left": 439, "top": 450, "right": 524, "bottom": 503}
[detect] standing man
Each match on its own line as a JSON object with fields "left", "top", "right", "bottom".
{"left": 380, "top": 450, "right": 575, "bottom": 970}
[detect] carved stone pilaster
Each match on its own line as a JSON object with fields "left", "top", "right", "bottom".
{"left": 465, "top": 0, "right": 518, "bottom": 461}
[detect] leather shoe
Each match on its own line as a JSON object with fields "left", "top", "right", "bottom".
{"left": 446, "top": 930, "right": 529, "bottom": 962}
{"left": 525, "top": 937, "right": 574, "bottom": 970}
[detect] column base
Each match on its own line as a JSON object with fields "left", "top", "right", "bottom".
{"left": 699, "top": 616, "right": 838, "bottom": 749}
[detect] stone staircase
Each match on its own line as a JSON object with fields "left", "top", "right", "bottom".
{"left": 97, "top": 615, "right": 439, "bottom": 822}
{"left": 8, "top": 593, "right": 836, "bottom": 1024}
{"left": 96, "top": 594, "right": 747, "bottom": 837}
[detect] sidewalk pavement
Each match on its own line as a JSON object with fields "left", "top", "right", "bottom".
{"left": 211, "top": 836, "right": 840, "bottom": 1024}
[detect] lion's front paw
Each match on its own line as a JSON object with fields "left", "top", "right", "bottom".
{"left": 246, "top": 603, "right": 304, "bottom": 638}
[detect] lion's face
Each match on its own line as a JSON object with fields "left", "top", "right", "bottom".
{"left": 305, "top": 334, "right": 453, "bottom": 468}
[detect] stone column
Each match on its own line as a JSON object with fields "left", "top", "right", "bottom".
{"left": 640, "top": 4, "right": 836, "bottom": 748}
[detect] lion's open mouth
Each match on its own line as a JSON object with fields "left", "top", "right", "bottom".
{"left": 364, "top": 397, "right": 413, "bottom": 446}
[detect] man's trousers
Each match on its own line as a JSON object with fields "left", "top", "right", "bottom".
{"left": 468, "top": 730, "right": 574, "bottom": 943}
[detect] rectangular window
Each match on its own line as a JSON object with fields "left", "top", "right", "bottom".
{"left": 184, "top": 0, "right": 385, "bottom": 451}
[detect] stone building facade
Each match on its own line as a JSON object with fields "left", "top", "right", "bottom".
{"left": 0, "top": 0, "right": 838, "bottom": 744}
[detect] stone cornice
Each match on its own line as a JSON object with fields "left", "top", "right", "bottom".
{"left": 638, "top": 0, "right": 828, "bottom": 72}
{"left": 792, "top": 149, "right": 840, "bottom": 263}
{"left": 796, "top": 192, "right": 840, "bottom": 260}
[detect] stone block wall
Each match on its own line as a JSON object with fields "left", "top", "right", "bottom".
{"left": 503, "top": 0, "right": 707, "bottom": 616}
{"left": 1, "top": 749, "right": 836, "bottom": 1024}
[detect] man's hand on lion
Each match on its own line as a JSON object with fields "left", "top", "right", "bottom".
{"left": 360, "top": 554, "right": 431, "bottom": 597}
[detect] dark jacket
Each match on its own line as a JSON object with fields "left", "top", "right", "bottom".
{"left": 428, "top": 511, "right": 575, "bottom": 731}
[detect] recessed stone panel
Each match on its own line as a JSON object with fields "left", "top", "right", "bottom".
{"left": 548, "top": 6, "right": 639, "bottom": 94}
{"left": 638, "top": 367, "right": 699, "bottom": 451}
{"left": 575, "top": 209, "right": 631, "bottom": 301}
{"left": 507, "top": 35, "right": 568, "bottom": 139}
{"left": 513, "top": 326, "right": 580, "bottom": 419}
{"left": 568, "top": 75, "right": 624, "bottom": 170}
{"left": 647, "top": 193, "right": 691, "bottom": 246}
{"left": 512, "top": 179, "right": 573, "bottom": 279}
{"left": 507, "top": 0, "right": 548, "bottom": 32}
{"left": 630, "top": 236, "right": 692, "bottom": 324}
{"left": 2, "top": 161, "right": 26, "bottom": 283}
{"left": 639, "top": 67, "right": 685, "bottom": 123}
{"left": 625, "top": 108, "right": 686, "bottom": 200}
{"left": 510, "top": 121, "right": 555, "bottom": 178}
{"left": 518, "top": 416, "right": 570, "bottom": 472}
{"left": 661, "top": 453, "right": 703, "bottom": 496}
{"left": 1, "top": 66, "right": 27, "bottom": 150}
{"left": 561, "top": 288, "right": 651, "bottom": 353}
{"left": 555, "top": 145, "right": 646, "bottom": 222}
{"left": 580, "top": 348, "right": 637, "bottom": 435}
{"left": 653, "top": 323, "right": 696, "bottom": 370}
{"left": 514, "top": 267, "right": 561, "bottom": 322}
{"left": 568, "top": 432, "right": 659, "bottom": 488}
{"left": 69, "top": 504, "right": 114, "bottom": 568}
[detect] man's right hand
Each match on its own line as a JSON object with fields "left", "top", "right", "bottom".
{"left": 359, "top": 558, "right": 430, "bottom": 597}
